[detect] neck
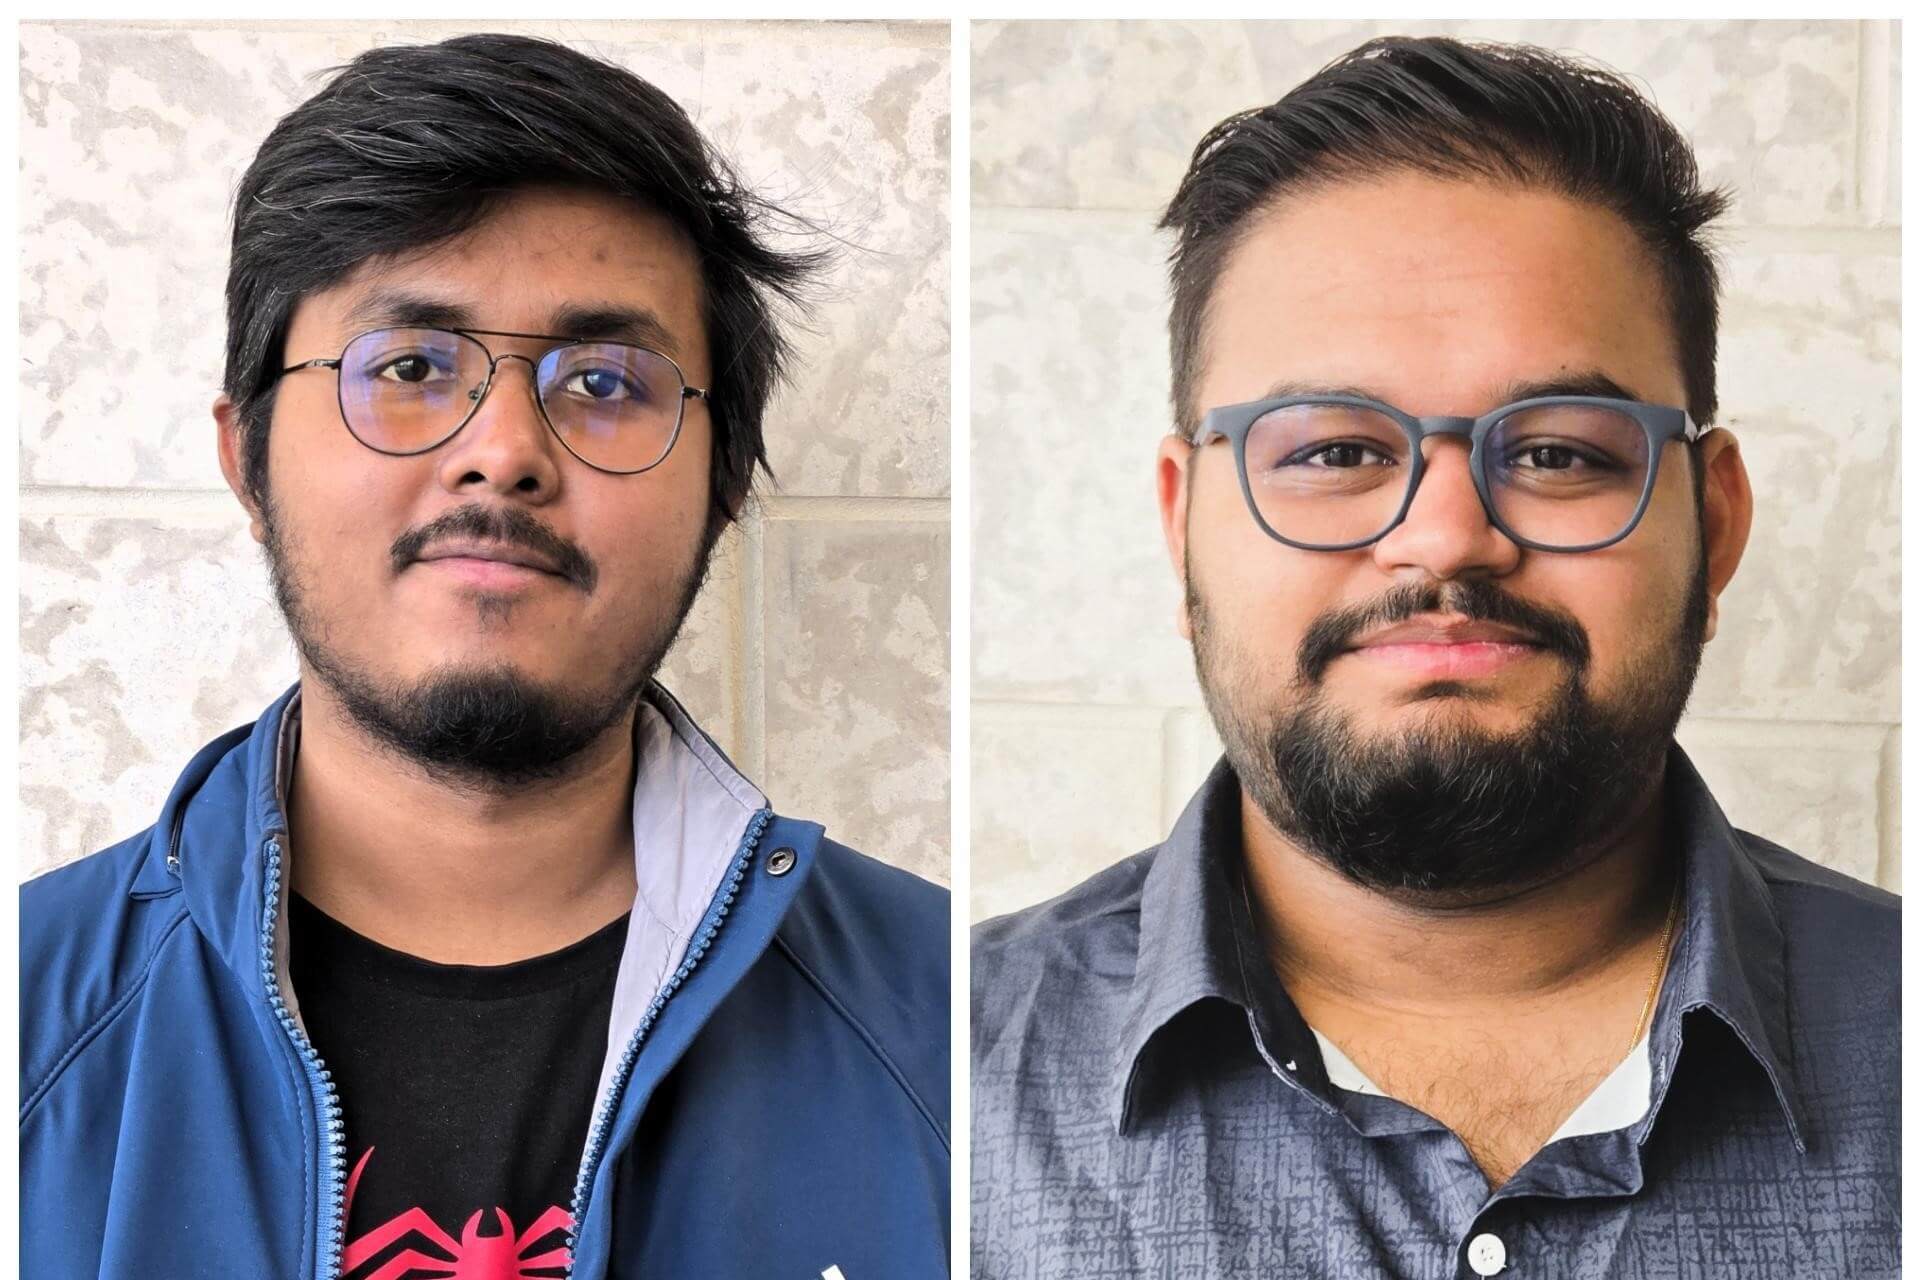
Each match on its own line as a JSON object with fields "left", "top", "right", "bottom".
{"left": 1242, "top": 777, "right": 1675, "bottom": 1017}
{"left": 284, "top": 677, "right": 640, "bottom": 965}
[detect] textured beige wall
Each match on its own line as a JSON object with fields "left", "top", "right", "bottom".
{"left": 971, "top": 20, "right": 1901, "bottom": 920}
{"left": 21, "top": 20, "right": 950, "bottom": 884}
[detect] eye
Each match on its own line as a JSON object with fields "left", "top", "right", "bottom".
{"left": 1285, "top": 441, "right": 1398, "bottom": 469}
{"left": 561, "top": 367, "right": 644, "bottom": 402}
{"left": 1521, "top": 444, "right": 1578, "bottom": 470}
{"left": 371, "top": 353, "right": 456, "bottom": 384}
{"left": 1501, "top": 440, "right": 1621, "bottom": 473}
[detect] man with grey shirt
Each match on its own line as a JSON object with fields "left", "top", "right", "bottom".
{"left": 972, "top": 37, "right": 1896, "bottom": 1278}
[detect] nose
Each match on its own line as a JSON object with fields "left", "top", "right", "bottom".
{"left": 433, "top": 353, "right": 563, "bottom": 502}
{"left": 1368, "top": 436, "right": 1521, "bottom": 580}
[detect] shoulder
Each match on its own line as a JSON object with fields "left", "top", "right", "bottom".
{"left": 21, "top": 834, "right": 190, "bottom": 1114}
{"left": 970, "top": 849, "right": 1155, "bottom": 1044}
{"left": 1734, "top": 828, "right": 1899, "bottom": 1012}
{"left": 775, "top": 838, "right": 949, "bottom": 1136}
{"left": 1736, "top": 827, "right": 1898, "bottom": 952}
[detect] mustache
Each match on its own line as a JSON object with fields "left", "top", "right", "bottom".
{"left": 390, "top": 504, "right": 598, "bottom": 592}
{"left": 1295, "top": 578, "right": 1590, "bottom": 685}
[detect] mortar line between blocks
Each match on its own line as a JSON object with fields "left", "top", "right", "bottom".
{"left": 741, "top": 507, "right": 769, "bottom": 785}
{"left": 720, "top": 529, "right": 747, "bottom": 764}
{"left": 21, "top": 486, "right": 240, "bottom": 520}
{"left": 759, "top": 494, "right": 949, "bottom": 521}
{"left": 1855, "top": 19, "right": 1893, "bottom": 224}
{"left": 1876, "top": 724, "right": 1900, "bottom": 891}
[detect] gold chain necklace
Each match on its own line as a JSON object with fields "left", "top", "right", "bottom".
{"left": 1622, "top": 874, "right": 1683, "bottom": 1061}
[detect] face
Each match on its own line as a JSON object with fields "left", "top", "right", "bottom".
{"left": 1158, "top": 171, "right": 1752, "bottom": 895}
{"left": 217, "top": 185, "right": 716, "bottom": 787}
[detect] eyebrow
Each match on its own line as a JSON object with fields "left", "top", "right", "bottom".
{"left": 1257, "top": 369, "right": 1651, "bottom": 408}
{"left": 342, "top": 288, "right": 684, "bottom": 358}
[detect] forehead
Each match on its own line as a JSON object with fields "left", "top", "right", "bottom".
{"left": 1198, "top": 171, "right": 1683, "bottom": 413}
{"left": 290, "top": 185, "right": 708, "bottom": 368}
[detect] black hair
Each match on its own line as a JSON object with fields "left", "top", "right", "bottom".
{"left": 1160, "top": 36, "right": 1731, "bottom": 438}
{"left": 225, "top": 33, "right": 825, "bottom": 536}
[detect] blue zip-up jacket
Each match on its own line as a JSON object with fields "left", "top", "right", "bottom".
{"left": 22, "top": 682, "right": 950, "bottom": 1278}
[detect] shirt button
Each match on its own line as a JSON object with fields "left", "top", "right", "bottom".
{"left": 766, "top": 848, "right": 797, "bottom": 876}
{"left": 1466, "top": 1232, "right": 1507, "bottom": 1276}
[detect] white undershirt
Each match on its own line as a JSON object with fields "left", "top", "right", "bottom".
{"left": 1311, "top": 1026, "right": 1654, "bottom": 1144}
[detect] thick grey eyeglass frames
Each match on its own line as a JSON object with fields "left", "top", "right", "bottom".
{"left": 1194, "top": 394, "right": 1701, "bottom": 553}
{"left": 275, "top": 326, "right": 710, "bottom": 476}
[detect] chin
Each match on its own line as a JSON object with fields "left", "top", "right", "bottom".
{"left": 1360, "top": 682, "right": 1536, "bottom": 726}
{"left": 407, "top": 631, "right": 573, "bottom": 671}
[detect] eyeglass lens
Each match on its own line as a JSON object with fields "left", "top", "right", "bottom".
{"left": 336, "top": 327, "right": 686, "bottom": 472}
{"left": 1241, "top": 401, "right": 1654, "bottom": 548}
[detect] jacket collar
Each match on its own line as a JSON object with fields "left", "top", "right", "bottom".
{"left": 140, "top": 681, "right": 776, "bottom": 1029}
{"left": 1111, "top": 746, "right": 1806, "bottom": 1148}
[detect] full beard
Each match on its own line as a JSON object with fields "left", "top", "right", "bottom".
{"left": 260, "top": 498, "right": 716, "bottom": 793}
{"left": 1190, "top": 563, "right": 1708, "bottom": 898}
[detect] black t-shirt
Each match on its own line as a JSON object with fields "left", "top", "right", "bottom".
{"left": 288, "top": 892, "right": 630, "bottom": 1280}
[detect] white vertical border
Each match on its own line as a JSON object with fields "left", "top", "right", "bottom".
{"left": 1899, "top": 12, "right": 1916, "bottom": 1261}
{"left": 1, "top": 12, "right": 22, "bottom": 1270}
{"left": 947, "top": 15, "right": 971, "bottom": 1278}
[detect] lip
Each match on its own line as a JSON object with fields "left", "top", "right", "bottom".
{"left": 1342, "top": 615, "right": 1546, "bottom": 679}
{"left": 412, "top": 540, "right": 569, "bottom": 590}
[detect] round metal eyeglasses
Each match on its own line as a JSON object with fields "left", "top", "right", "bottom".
{"left": 1195, "top": 393, "right": 1701, "bottom": 553}
{"left": 275, "top": 326, "right": 709, "bottom": 476}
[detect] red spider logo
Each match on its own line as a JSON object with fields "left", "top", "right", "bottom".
{"left": 340, "top": 1147, "right": 573, "bottom": 1280}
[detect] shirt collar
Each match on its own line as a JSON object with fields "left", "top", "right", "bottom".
{"left": 1111, "top": 744, "right": 1807, "bottom": 1149}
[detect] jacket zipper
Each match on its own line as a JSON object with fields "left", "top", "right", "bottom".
{"left": 260, "top": 833, "right": 349, "bottom": 1280}
{"left": 563, "top": 807, "right": 773, "bottom": 1277}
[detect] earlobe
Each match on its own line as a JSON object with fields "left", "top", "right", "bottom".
{"left": 213, "top": 395, "right": 267, "bottom": 545}
{"left": 1700, "top": 432, "right": 1754, "bottom": 588}
{"left": 1696, "top": 429, "right": 1753, "bottom": 643}
{"left": 1156, "top": 435, "right": 1196, "bottom": 639}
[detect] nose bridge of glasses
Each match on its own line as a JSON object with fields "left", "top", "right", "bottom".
{"left": 1402, "top": 417, "right": 1493, "bottom": 525}
{"left": 1407, "top": 417, "right": 1478, "bottom": 476}
{"left": 1411, "top": 414, "right": 1477, "bottom": 439}
{"left": 460, "top": 347, "right": 554, "bottom": 436}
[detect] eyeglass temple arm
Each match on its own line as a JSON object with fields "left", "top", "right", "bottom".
{"left": 683, "top": 386, "right": 709, "bottom": 401}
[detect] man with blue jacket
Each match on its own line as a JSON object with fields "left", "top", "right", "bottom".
{"left": 22, "top": 34, "right": 948, "bottom": 1279}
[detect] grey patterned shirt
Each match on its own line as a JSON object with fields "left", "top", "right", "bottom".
{"left": 971, "top": 749, "right": 1899, "bottom": 1278}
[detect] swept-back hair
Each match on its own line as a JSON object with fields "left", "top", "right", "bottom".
{"left": 225, "top": 33, "right": 826, "bottom": 534}
{"left": 1160, "top": 36, "right": 1730, "bottom": 437}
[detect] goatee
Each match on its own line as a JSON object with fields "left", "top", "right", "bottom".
{"left": 1190, "top": 565, "right": 1708, "bottom": 897}
{"left": 260, "top": 495, "right": 714, "bottom": 791}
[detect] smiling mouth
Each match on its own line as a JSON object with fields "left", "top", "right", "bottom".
{"left": 1343, "top": 638, "right": 1544, "bottom": 680}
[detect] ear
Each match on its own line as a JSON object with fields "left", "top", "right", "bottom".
{"left": 214, "top": 395, "right": 267, "bottom": 546}
{"left": 1156, "top": 434, "right": 1196, "bottom": 641}
{"left": 1693, "top": 428, "right": 1753, "bottom": 644}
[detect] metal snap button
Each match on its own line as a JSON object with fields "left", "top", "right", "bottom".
{"left": 767, "top": 847, "right": 797, "bottom": 876}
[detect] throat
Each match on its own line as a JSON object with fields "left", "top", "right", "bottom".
{"left": 282, "top": 695, "right": 643, "bottom": 965}
{"left": 1313, "top": 1013, "right": 1648, "bottom": 1189}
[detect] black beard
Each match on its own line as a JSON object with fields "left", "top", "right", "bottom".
{"left": 259, "top": 494, "right": 714, "bottom": 791}
{"left": 1191, "top": 567, "right": 1708, "bottom": 898}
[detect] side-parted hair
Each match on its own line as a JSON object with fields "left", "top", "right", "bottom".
{"left": 225, "top": 33, "right": 825, "bottom": 537}
{"left": 1159, "top": 36, "right": 1730, "bottom": 439}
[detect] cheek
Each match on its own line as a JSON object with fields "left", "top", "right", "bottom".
{"left": 265, "top": 417, "right": 417, "bottom": 582}
{"left": 1538, "top": 554, "right": 1682, "bottom": 697}
{"left": 1188, "top": 492, "right": 1341, "bottom": 676}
